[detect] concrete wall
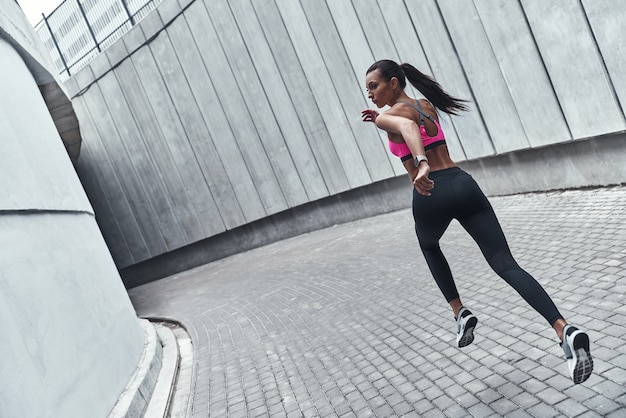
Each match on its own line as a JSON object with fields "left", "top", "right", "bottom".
{"left": 64, "top": 0, "right": 626, "bottom": 286}
{"left": 0, "top": 1, "right": 145, "bottom": 416}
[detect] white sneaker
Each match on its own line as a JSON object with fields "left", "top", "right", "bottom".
{"left": 561, "top": 324, "right": 593, "bottom": 384}
{"left": 456, "top": 307, "right": 478, "bottom": 348}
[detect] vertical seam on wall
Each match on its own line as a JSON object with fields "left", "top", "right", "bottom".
{"left": 93, "top": 80, "right": 159, "bottom": 258}
{"left": 402, "top": 0, "right": 469, "bottom": 160}
{"left": 322, "top": 0, "right": 375, "bottom": 182}
{"left": 370, "top": 0, "right": 400, "bottom": 170}
{"left": 221, "top": 0, "right": 290, "bottom": 211}
{"left": 578, "top": 0, "right": 626, "bottom": 124}
{"left": 432, "top": 0, "right": 496, "bottom": 155}
{"left": 518, "top": 0, "right": 574, "bottom": 140}
{"left": 145, "top": 31, "right": 215, "bottom": 237}
{"left": 251, "top": 0, "right": 331, "bottom": 197}
{"left": 227, "top": 0, "right": 309, "bottom": 204}
{"left": 297, "top": 0, "right": 367, "bottom": 184}
{"left": 278, "top": 0, "right": 350, "bottom": 190}
{"left": 117, "top": 42, "right": 193, "bottom": 246}
{"left": 252, "top": 3, "right": 330, "bottom": 196}
{"left": 206, "top": 0, "right": 288, "bottom": 214}
{"left": 163, "top": 13, "right": 243, "bottom": 230}
{"left": 80, "top": 87, "right": 142, "bottom": 264}
{"left": 77, "top": 143, "right": 133, "bottom": 265}
{"left": 377, "top": 1, "right": 418, "bottom": 99}
{"left": 471, "top": 0, "right": 531, "bottom": 149}
{"left": 193, "top": 1, "right": 268, "bottom": 221}
{"left": 101, "top": 70, "right": 170, "bottom": 255}
{"left": 160, "top": 27, "right": 228, "bottom": 233}
{"left": 182, "top": 5, "right": 256, "bottom": 225}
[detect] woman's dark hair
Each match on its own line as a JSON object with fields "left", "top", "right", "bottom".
{"left": 367, "top": 59, "right": 468, "bottom": 115}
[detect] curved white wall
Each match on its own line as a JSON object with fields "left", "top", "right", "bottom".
{"left": 0, "top": 6, "right": 145, "bottom": 417}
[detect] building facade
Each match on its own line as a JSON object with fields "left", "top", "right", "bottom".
{"left": 64, "top": 0, "right": 626, "bottom": 288}
{"left": 34, "top": 0, "right": 161, "bottom": 79}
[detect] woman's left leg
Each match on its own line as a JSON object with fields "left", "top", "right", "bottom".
{"left": 450, "top": 171, "right": 592, "bottom": 383}
{"left": 457, "top": 203, "right": 565, "bottom": 333}
{"left": 458, "top": 202, "right": 594, "bottom": 383}
{"left": 449, "top": 171, "right": 564, "bottom": 334}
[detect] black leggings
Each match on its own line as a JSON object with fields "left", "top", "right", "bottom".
{"left": 412, "top": 167, "right": 563, "bottom": 325}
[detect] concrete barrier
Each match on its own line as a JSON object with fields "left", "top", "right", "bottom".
{"left": 1, "top": 1, "right": 152, "bottom": 416}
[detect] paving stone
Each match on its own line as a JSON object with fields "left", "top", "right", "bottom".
{"left": 518, "top": 378, "right": 549, "bottom": 395}
{"left": 412, "top": 398, "right": 435, "bottom": 414}
{"left": 510, "top": 392, "right": 540, "bottom": 410}
{"left": 594, "top": 377, "right": 626, "bottom": 398}
{"left": 555, "top": 396, "right": 593, "bottom": 417}
{"left": 536, "top": 386, "right": 568, "bottom": 405}
{"left": 504, "top": 410, "right": 534, "bottom": 418}
{"left": 607, "top": 409, "right": 626, "bottom": 418}
{"left": 455, "top": 392, "right": 480, "bottom": 409}
{"left": 602, "top": 366, "right": 626, "bottom": 386}
{"left": 391, "top": 400, "right": 415, "bottom": 415}
{"left": 577, "top": 412, "right": 605, "bottom": 418}
{"left": 431, "top": 395, "right": 455, "bottom": 412}
{"left": 490, "top": 397, "right": 521, "bottom": 416}
{"left": 419, "top": 408, "right": 441, "bottom": 418}
{"left": 584, "top": 394, "right": 622, "bottom": 415}
{"left": 366, "top": 395, "right": 386, "bottom": 410}
{"left": 357, "top": 387, "right": 377, "bottom": 403}
{"left": 403, "top": 389, "right": 425, "bottom": 405}
{"left": 527, "top": 403, "right": 560, "bottom": 417}
{"left": 373, "top": 403, "right": 394, "bottom": 417}
{"left": 467, "top": 402, "right": 496, "bottom": 417}
{"left": 422, "top": 386, "right": 445, "bottom": 402}
{"left": 314, "top": 405, "right": 334, "bottom": 417}
{"left": 129, "top": 187, "right": 626, "bottom": 417}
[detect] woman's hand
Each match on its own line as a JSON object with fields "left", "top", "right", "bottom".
{"left": 361, "top": 109, "right": 379, "bottom": 123}
{"left": 413, "top": 162, "right": 434, "bottom": 196}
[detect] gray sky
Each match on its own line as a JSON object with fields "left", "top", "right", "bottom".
{"left": 17, "top": 0, "right": 61, "bottom": 25}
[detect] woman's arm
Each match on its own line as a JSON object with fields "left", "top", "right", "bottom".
{"left": 374, "top": 113, "right": 434, "bottom": 195}
{"left": 375, "top": 114, "right": 425, "bottom": 157}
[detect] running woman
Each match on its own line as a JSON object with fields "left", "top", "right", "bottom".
{"left": 361, "top": 59, "right": 593, "bottom": 384}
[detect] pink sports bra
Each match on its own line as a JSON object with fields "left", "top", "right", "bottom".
{"left": 387, "top": 100, "right": 446, "bottom": 162}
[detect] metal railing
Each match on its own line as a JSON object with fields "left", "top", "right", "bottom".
{"left": 33, "top": 0, "right": 163, "bottom": 80}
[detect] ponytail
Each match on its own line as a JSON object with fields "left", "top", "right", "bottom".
{"left": 400, "top": 63, "right": 468, "bottom": 115}
{"left": 367, "top": 59, "right": 468, "bottom": 115}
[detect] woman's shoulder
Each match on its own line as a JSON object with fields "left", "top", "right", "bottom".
{"left": 389, "top": 98, "right": 438, "bottom": 122}
{"left": 417, "top": 99, "right": 439, "bottom": 121}
{"left": 387, "top": 100, "right": 418, "bottom": 118}
{"left": 417, "top": 98, "right": 437, "bottom": 112}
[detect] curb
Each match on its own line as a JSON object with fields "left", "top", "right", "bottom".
{"left": 107, "top": 318, "right": 193, "bottom": 417}
{"left": 108, "top": 319, "right": 163, "bottom": 418}
{"left": 144, "top": 319, "right": 194, "bottom": 418}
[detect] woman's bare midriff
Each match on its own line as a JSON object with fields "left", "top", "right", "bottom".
{"left": 403, "top": 144, "right": 457, "bottom": 179}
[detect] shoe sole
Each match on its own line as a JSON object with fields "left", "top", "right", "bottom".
{"left": 570, "top": 332, "right": 593, "bottom": 384}
{"left": 457, "top": 316, "right": 477, "bottom": 348}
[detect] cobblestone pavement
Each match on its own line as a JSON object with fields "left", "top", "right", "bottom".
{"left": 129, "top": 186, "right": 626, "bottom": 417}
